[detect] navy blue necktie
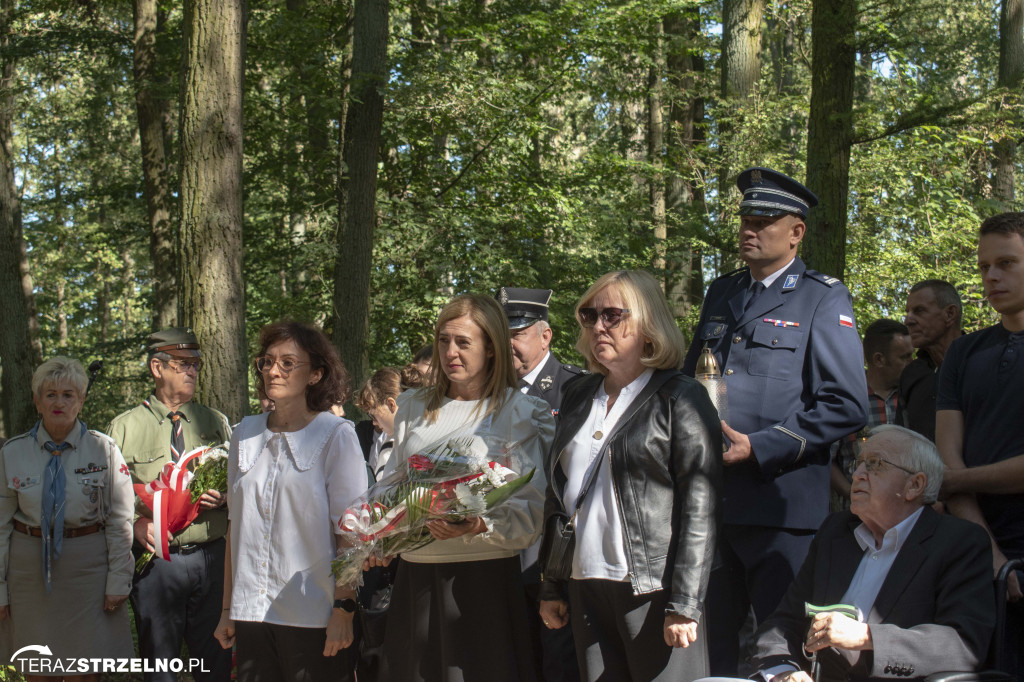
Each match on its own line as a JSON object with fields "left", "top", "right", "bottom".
{"left": 744, "top": 281, "right": 765, "bottom": 313}
{"left": 41, "top": 440, "right": 70, "bottom": 593}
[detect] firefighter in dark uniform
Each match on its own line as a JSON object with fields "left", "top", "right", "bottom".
{"left": 498, "top": 286, "right": 584, "bottom": 682}
{"left": 682, "top": 168, "right": 868, "bottom": 676}
{"left": 498, "top": 287, "right": 585, "bottom": 416}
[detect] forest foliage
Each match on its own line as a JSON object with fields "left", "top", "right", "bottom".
{"left": 0, "top": 0, "right": 1019, "bottom": 434}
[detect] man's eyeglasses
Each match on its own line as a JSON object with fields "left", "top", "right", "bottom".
{"left": 577, "top": 307, "right": 631, "bottom": 329}
{"left": 848, "top": 454, "right": 917, "bottom": 476}
{"left": 163, "top": 358, "right": 202, "bottom": 374}
{"left": 255, "top": 356, "right": 309, "bottom": 374}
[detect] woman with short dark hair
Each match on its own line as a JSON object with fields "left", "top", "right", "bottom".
{"left": 214, "top": 321, "right": 367, "bottom": 682}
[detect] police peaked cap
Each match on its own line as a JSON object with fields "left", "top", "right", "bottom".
{"left": 737, "top": 167, "right": 819, "bottom": 219}
{"left": 497, "top": 287, "right": 552, "bottom": 330}
{"left": 147, "top": 327, "right": 201, "bottom": 358}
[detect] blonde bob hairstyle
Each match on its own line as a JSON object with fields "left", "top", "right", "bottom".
{"left": 574, "top": 270, "right": 686, "bottom": 375}
{"left": 424, "top": 293, "right": 517, "bottom": 423}
{"left": 32, "top": 356, "right": 88, "bottom": 398}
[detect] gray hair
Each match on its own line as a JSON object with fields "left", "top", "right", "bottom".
{"left": 532, "top": 320, "right": 550, "bottom": 334}
{"left": 868, "top": 424, "right": 944, "bottom": 504}
{"left": 32, "top": 356, "right": 88, "bottom": 398}
{"left": 909, "top": 279, "right": 962, "bottom": 326}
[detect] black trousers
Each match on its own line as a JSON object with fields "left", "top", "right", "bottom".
{"left": 523, "top": 572, "right": 582, "bottom": 682}
{"left": 568, "top": 579, "right": 708, "bottom": 682}
{"left": 130, "top": 538, "right": 233, "bottom": 682}
{"left": 705, "top": 525, "right": 814, "bottom": 677}
{"left": 235, "top": 621, "right": 356, "bottom": 682}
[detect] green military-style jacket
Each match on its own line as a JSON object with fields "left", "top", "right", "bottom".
{"left": 107, "top": 394, "right": 231, "bottom": 547}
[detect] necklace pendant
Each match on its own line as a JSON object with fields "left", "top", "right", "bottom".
{"left": 593, "top": 430, "right": 603, "bottom": 440}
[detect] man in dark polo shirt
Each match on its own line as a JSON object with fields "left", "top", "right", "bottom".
{"left": 937, "top": 212, "right": 1024, "bottom": 680}
{"left": 898, "top": 279, "right": 963, "bottom": 441}
{"left": 107, "top": 329, "right": 232, "bottom": 682}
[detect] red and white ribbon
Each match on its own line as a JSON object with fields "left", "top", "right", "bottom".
{"left": 145, "top": 446, "right": 209, "bottom": 560}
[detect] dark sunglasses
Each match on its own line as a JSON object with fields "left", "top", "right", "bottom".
{"left": 577, "top": 307, "right": 631, "bottom": 329}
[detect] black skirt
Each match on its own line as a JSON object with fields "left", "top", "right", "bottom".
{"left": 379, "top": 556, "right": 538, "bottom": 682}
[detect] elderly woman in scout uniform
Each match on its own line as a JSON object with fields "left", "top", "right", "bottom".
{"left": 0, "top": 356, "right": 134, "bottom": 679}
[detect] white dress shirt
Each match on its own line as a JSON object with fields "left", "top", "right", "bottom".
{"left": 753, "top": 258, "right": 796, "bottom": 288}
{"left": 562, "top": 368, "right": 654, "bottom": 581}
{"left": 520, "top": 352, "right": 552, "bottom": 393}
{"left": 227, "top": 412, "right": 367, "bottom": 628}
{"left": 842, "top": 507, "right": 924, "bottom": 619}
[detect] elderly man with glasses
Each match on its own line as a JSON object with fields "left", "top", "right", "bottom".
{"left": 107, "top": 328, "right": 232, "bottom": 682}
{"left": 749, "top": 425, "right": 995, "bottom": 682}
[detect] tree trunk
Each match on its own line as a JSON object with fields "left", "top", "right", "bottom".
{"left": 0, "top": 0, "right": 42, "bottom": 436}
{"left": 135, "top": 0, "right": 177, "bottom": 330}
{"left": 994, "top": 0, "right": 1023, "bottom": 205}
{"left": 721, "top": 0, "right": 766, "bottom": 99}
{"left": 768, "top": 5, "right": 802, "bottom": 166}
{"left": 665, "top": 8, "right": 705, "bottom": 318}
{"left": 803, "top": 0, "right": 856, "bottom": 280}
{"left": 648, "top": 21, "right": 667, "bottom": 277}
{"left": 718, "top": 0, "right": 765, "bottom": 216}
{"left": 331, "top": 0, "right": 389, "bottom": 396}
{"left": 179, "top": 0, "right": 248, "bottom": 423}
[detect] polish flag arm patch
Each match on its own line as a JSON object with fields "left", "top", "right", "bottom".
{"left": 839, "top": 314, "right": 854, "bottom": 328}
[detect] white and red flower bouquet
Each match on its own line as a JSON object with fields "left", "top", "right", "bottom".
{"left": 331, "top": 433, "right": 536, "bottom": 586}
{"left": 134, "top": 444, "right": 229, "bottom": 571}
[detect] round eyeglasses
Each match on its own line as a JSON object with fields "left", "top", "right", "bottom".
{"left": 255, "top": 357, "right": 310, "bottom": 374}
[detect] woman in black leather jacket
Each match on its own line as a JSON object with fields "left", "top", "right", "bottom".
{"left": 538, "top": 270, "right": 722, "bottom": 682}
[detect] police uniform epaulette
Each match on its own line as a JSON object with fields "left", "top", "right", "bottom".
{"left": 804, "top": 270, "right": 842, "bottom": 287}
{"left": 715, "top": 266, "right": 749, "bottom": 281}
{"left": 563, "top": 364, "right": 587, "bottom": 375}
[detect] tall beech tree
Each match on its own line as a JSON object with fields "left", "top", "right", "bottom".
{"left": 332, "top": 0, "right": 388, "bottom": 396}
{"left": 0, "top": 0, "right": 42, "bottom": 436}
{"left": 134, "top": 0, "right": 176, "bottom": 330}
{"left": 994, "top": 0, "right": 1023, "bottom": 204}
{"left": 178, "top": 0, "right": 248, "bottom": 423}
{"left": 803, "top": 0, "right": 856, "bottom": 280}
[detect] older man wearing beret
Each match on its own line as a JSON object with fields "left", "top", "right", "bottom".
{"left": 107, "top": 328, "right": 232, "bottom": 682}
{"left": 683, "top": 167, "right": 868, "bottom": 675}
{"left": 751, "top": 425, "right": 994, "bottom": 682}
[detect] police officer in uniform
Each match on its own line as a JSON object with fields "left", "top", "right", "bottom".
{"left": 107, "top": 328, "right": 232, "bottom": 682}
{"left": 498, "top": 287, "right": 585, "bottom": 416}
{"left": 499, "top": 286, "right": 584, "bottom": 682}
{"left": 682, "top": 168, "right": 868, "bottom": 676}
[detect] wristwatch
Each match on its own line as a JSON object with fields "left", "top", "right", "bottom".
{"left": 333, "top": 598, "right": 357, "bottom": 613}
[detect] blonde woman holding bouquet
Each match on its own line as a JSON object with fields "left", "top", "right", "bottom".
{"left": 538, "top": 270, "right": 722, "bottom": 682}
{"left": 375, "top": 293, "right": 555, "bottom": 682}
{"left": 214, "top": 321, "right": 367, "bottom": 682}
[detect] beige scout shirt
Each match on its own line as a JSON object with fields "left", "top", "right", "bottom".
{"left": 0, "top": 421, "right": 135, "bottom": 604}
{"left": 106, "top": 395, "right": 231, "bottom": 546}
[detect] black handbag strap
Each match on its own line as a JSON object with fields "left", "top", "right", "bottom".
{"left": 567, "top": 447, "right": 607, "bottom": 523}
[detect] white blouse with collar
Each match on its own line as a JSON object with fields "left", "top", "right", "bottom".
{"left": 227, "top": 412, "right": 366, "bottom": 628}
